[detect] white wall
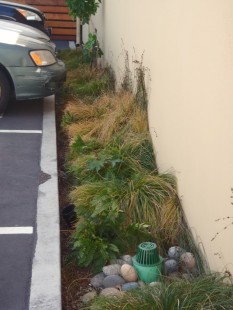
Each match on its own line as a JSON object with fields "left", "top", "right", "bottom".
{"left": 91, "top": 0, "right": 233, "bottom": 273}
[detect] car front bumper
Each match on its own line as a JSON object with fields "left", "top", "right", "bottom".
{"left": 8, "top": 59, "right": 66, "bottom": 100}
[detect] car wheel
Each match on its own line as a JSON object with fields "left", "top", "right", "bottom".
{"left": 0, "top": 70, "right": 10, "bottom": 113}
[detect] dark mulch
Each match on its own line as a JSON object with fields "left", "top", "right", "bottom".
{"left": 56, "top": 101, "right": 93, "bottom": 310}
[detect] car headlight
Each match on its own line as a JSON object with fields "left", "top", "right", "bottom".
{"left": 29, "top": 50, "right": 56, "bottom": 66}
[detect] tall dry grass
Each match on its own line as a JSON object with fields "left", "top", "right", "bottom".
{"left": 63, "top": 92, "right": 148, "bottom": 145}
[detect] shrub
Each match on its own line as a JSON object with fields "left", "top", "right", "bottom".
{"left": 71, "top": 219, "right": 120, "bottom": 272}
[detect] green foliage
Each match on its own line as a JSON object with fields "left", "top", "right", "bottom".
{"left": 70, "top": 136, "right": 102, "bottom": 156}
{"left": 86, "top": 274, "right": 233, "bottom": 310}
{"left": 70, "top": 171, "right": 177, "bottom": 246}
{"left": 71, "top": 201, "right": 152, "bottom": 270}
{"left": 71, "top": 220, "right": 119, "bottom": 271}
{"left": 66, "top": 0, "right": 101, "bottom": 24}
{"left": 68, "top": 76, "right": 110, "bottom": 97}
{"left": 83, "top": 33, "right": 103, "bottom": 65}
{"left": 87, "top": 155, "right": 122, "bottom": 174}
{"left": 67, "top": 134, "right": 157, "bottom": 185}
{"left": 58, "top": 49, "right": 84, "bottom": 70}
{"left": 62, "top": 111, "right": 78, "bottom": 126}
{"left": 61, "top": 50, "right": 201, "bottom": 273}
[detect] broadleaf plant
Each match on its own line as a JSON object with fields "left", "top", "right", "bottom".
{"left": 66, "top": 0, "right": 102, "bottom": 24}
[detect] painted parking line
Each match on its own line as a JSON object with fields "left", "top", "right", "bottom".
{"left": 0, "top": 130, "right": 42, "bottom": 134}
{"left": 0, "top": 227, "right": 33, "bottom": 234}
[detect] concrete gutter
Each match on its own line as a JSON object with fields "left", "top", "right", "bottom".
{"left": 29, "top": 95, "right": 61, "bottom": 309}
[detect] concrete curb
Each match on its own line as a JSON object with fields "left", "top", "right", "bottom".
{"left": 29, "top": 96, "right": 61, "bottom": 309}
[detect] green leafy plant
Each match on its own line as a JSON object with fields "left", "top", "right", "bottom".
{"left": 71, "top": 220, "right": 119, "bottom": 271}
{"left": 70, "top": 135, "right": 102, "bottom": 156}
{"left": 70, "top": 170, "right": 180, "bottom": 254}
{"left": 66, "top": 0, "right": 101, "bottom": 24}
{"left": 83, "top": 33, "right": 103, "bottom": 66}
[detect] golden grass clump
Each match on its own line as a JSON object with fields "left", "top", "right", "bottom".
{"left": 66, "top": 121, "right": 101, "bottom": 144}
{"left": 153, "top": 198, "right": 182, "bottom": 248}
{"left": 97, "top": 92, "right": 135, "bottom": 142}
{"left": 64, "top": 91, "right": 150, "bottom": 146}
{"left": 64, "top": 99, "right": 108, "bottom": 122}
{"left": 129, "top": 108, "right": 148, "bottom": 133}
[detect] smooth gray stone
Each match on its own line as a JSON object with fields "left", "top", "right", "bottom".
{"left": 121, "top": 255, "right": 133, "bottom": 265}
{"left": 81, "top": 291, "right": 97, "bottom": 304}
{"left": 122, "top": 282, "right": 139, "bottom": 291}
{"left": 164, "top": 259, "right": 179, "bottom": 275}
{"left": 103, "top": 275, "right": 125, "bottom": 288}
{"left": 168, "top": 246, "right": 185, "bottom": 260}
{"left": 100, "top": 287, "right": 124, "bottom": 297}
{"left": 110, "top": 258, "right": 125, "bottom": 266}
{"left": 103, "top": 264, "right": 121, "bottom": 276}
{"left": 90, "top": 272, "right": 106, "bottom": 289}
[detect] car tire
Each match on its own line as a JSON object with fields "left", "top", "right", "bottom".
{"left": 0, "top": 70, "right": 10, "bottom": 113}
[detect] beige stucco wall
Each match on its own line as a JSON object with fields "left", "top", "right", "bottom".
{"left": 90, "top": 0, "right": 233, "bottom": 273}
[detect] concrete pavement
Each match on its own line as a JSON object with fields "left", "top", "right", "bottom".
{"left": 29, "top": 96, "right": 61, "bottom": 309}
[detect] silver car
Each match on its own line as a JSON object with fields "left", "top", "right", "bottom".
{"left": 0, "top": 20, "right": 66, "bottom": 113}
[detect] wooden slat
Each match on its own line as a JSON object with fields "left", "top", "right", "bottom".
{"left": 26, "top": 0, "right": 66, "bottom": 5}
{"left": 51, "top": 28, "right": 76, "bottom": 35}
{"left": 46, "top": 21, "right": 75, "bottom": 28}
{"left": 52, "top": 35, "right": 76, "bottom": 41}
{"left": 45, "top": 13, "right": 74, "bottom": 21}
{"left": 33, "top": 6, "right": 69, "bottom": 13}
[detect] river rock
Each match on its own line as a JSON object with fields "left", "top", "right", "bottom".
{"left": 81, "top": 291, "right": 97, "bottom": 304}
{"left": 121, "top": 255, "right": 133, "bottom": 265}
{"left": 103, "top": 275, "right": 125, "bottom": 288}
{"left": 149, "top": 281, "right": 161, "bottom": 287}
{"left": 122, "top": 282, "right": 139, "bottom": 291}
{"left": 180, "top": 252, "right": 196, "bottom": 271}
{"left": 164, "top": 259, "right": 179, "bottom": 275}
{"left": 103, "top": 264, "right": 121, "bottom": 276}
{"left": 121, "top": 264, "right": 138, "bottom": 282}
{"left": 168, "top": 246, "right": 185, "bottom": 260}
{"left": 90, "top": 272, "right": 106, "bottom": 289}
{"left": 110, "top": 259, "right": 125, "bottom": 266}
{"left": 100, "top": 287, "right": 124, "bottom": 297}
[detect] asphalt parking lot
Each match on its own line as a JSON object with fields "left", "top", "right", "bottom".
{"left": 0, "top": 97, "right": 60, "bottom": 310}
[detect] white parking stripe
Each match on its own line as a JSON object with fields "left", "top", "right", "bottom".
{"left": 0, "top": 227, "right": 33, "bottom": 234}
{"left": 0, "top": 130, "right": 42, "bottom": 134}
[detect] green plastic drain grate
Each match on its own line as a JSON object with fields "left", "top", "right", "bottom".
{"left": 136, "top": 242, "right": 160, "bottom": 265}
{"left": 132, "top": 242, "right": 163, "bottom": 283}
